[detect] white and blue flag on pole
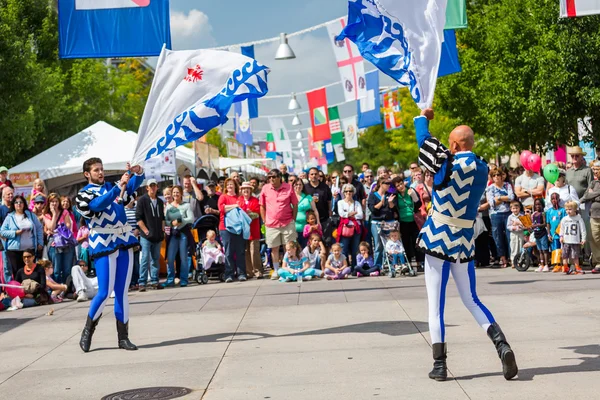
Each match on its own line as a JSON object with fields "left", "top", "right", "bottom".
{"left": 132, "top": 47, "right": 269, "bottom": 165}
{"left": 337, "top": 0, "right": 448, "bottom": 109}
{"left": 234, "top": 100, "right": 253, "bottom": 146}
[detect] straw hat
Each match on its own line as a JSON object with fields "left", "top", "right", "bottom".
{"left": 240, "top": 182, "right": 254, "bottom": 190}
{"left": 568, "top": 145, "right": 587, "bottom": 156}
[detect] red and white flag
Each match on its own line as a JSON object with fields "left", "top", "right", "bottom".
{"left": 306, "top": 88, "right": 331, "bottom": 142}
{"left": 326, "top": 18, "right": 367, "bottom": 102}
{"left": 560, "top": 0, "right": 600, "bottom": 17}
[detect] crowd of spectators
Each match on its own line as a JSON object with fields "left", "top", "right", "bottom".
{"left": 1, "top": 147, "right": 600, "bottom": 311}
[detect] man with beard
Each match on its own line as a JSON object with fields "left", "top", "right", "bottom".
{"left": 75, "top": 158, "right": 144, "bottom": 353}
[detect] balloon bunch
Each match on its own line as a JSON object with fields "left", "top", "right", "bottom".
{"left": 520, "top": 150, "right": 541, "bottom": 173}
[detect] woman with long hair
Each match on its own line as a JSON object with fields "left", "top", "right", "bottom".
{"left": 485, "top": 167, "right": 515, "bottom": 268}
{"left": 293, "top": 178, "right": 319, "bottom": 248}
{"left": 393, "top": 176, "right": 423, "bottom": 268}
{"left": 164, "top": 185, "right": 194, "bottom": 287}
{"left": 43, "top": 193, "right": 75, "bottom": 283}
{"left": 367, "top": 177, "right": 396, "bottom": 268}
{"left": 1, "top": 196, "right": 44, "bottom": 280}
{"left": 218, "top": 178, "right": 246, "bottom": 282}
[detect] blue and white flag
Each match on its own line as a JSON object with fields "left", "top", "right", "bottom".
{"left": 337, "top": 0, "right": 448, "bottom": 109}
{"left": 234, "top": 101, "right": 253, "bottom": 146}
{"left": 58, "top": 0, "right": 171, "bottom": 59}
{"left": 241, "top": 45, "right": 259, "bottom": 118}
{"left": 357, "top": 70, "right": 381, "bottom": 129}
{"left": 438, "top": 30, "right": 462, "bottom": 77}
{"left": 132, "top": 48, "right": 269, "bottom": 165}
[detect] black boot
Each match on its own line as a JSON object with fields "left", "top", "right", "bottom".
{"left": 80, "top": 315, "right": 101, "bottom": 353}
{"left": 428, "top": 343, "right": 447, "bottom": 381}
{"left": 487, "top": 322, "right": 518, "bottom": 380}
{"left": 116, "top": 320, "right": 138, "bottom": 351}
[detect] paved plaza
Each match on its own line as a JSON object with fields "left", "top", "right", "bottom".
{"left": 1, "top": 268, "right": 599, "bottom": 399}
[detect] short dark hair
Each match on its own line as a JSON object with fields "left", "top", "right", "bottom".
{"left": 268, "top": 169, "right": 282, "bottom": 178}
{"left": 83, "top": 157, "right": 103, "bottom": 174}
{"left": 343, "top": 164, "right": 354, "bottom": 172}
{"left": 362, "top": 163, "right": 370, "bottom": 168}
{"left": 308, "top": 167, "right": 319, "bottom": 175}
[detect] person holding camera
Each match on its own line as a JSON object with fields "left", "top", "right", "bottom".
{"left": 367, "top": 177, "right": 397, "bottom": 268}
{"left": 163, "top": 185, "right": 194, "bottom": 288}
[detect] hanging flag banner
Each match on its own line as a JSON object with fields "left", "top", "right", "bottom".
{"left": 357, "top": 70, "right": 381, "bottom": 129}
{"left": 578, "top": 117, "right": 597, "bottom": 164}
{"left": 438, "top": 30, "right": 462, "bottom": 77}
{"left": 324, "top": 140, "right": 335, "bottom": 164}
{"left": 268, "top": 118, "right": 292, "bottom": 152}
{"left": 445, "top": 0, "right": 467, "bottom": 29}
{"left": 265, "top": 132, "right": 277, "bottom": 160}
{"left": 343, "top": 116, "right": 359, "bottom": 149}
{"left": 234, "top": 101, "right": 253, "bottom": 146}
{"left": 328, "top": 106, "right": 345, "bottom": 145}
{"left": 283, "top": 151, "right": 294, "bottom": 169}
{"left": 560, "top": 0, "right": 600, "bottom": 17}
{"left": 194, "top": 142, "right": 210, "bottom": 169}
{"left": 333, "top": 144, "right": 346, "bottom": 162}
{"left": 326, "top": 18, "right": 367, "bottom": 102}
{"left": 226, "top": 139, "right": 244, "bottom": 158}
{"left": 308, "top": 128, "right": 327, "bottom": 165}
{"left": 208, "top": 144, "right": 220, "bottom": 170}
{"left": 382, "top": 89, "right": 403, "bottom": 131}
{"left": 306, "top": 88, "right": 332, "bottom": 142}
{"left": 58, "top": 0, "right": 171, "bottom": 59}
{"left": 131, "top": 48, "right": 269, "bottom": 165}
{"left": 337, "top": 0, "right": 448, "bottom": 109}
{"left": 240, "top": 45, "right": 259, "bottom": 118}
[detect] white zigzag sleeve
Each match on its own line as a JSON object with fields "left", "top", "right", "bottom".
{"left": 75, "top": 190, "right": 100, "bottom": 219}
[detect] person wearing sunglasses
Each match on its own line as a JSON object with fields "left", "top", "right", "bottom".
{"left": 367, "top": 177, "right": 397, "bottom": 268}
{"left": 1, "top": 195, "right": 44, "bottom": 280}
{"left": 416, "top": 108, "right": 517, "bottom": 382}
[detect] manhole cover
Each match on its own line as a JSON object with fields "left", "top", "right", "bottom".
{"left": 102, "top": 386, "right": 192, "bottom": 400}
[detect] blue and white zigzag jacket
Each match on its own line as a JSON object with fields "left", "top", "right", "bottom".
{"left": 75, "top": 173, "right": 144, "bottom": 260}
{"left": 414, "top": 116, "right": 488, "bottom": 263}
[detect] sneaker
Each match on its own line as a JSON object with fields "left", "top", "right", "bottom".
{"left": 562, "top": 266, "right": 570, "bottom": 274}
{"left": 51, "top": 295, "right": 63, "bottom": 303}
{"left": 270, "top": 270, "right": 279, "bottom": 280}
{"left": 77, "top": 291, "right": 88, "bottom": 302}
{"left": 11, "top": 297, "right": 23, "bottom": 309}
{"left": 356, "top": 272, "right": 363, "bottom": 277}
{"left": 370, "top": 271, "right": 380, "bottom": 277}
{"left": 552, "top": 265, "right": 561, "bottom": 273}
{"left": 138, "top": 286, "right": 146, "bottom": 292}
{"left": 591, "top": 268, "right": 600, "bottom": 274}
{"left": 575, "top": 266, "right": 585, "bottom": 275}
{"left": 542, "top": 265, "right": 550, "bottom": 272}
{"left": 238, "top": 275, "right": 247, "bottom": 282}
{"left": 304, "top": 275, "right": 313, "bottom": 281}
{"left": 225, "top": 277, "right": 233, "bottom": 283}
{"left": 326, "top": 275, "right": 333, "bottom": 280}
{"left": 174, "top": 278, "right": 180, "bottom": 285}
{"left": 535, "top": 266, "right": 543, "bottom": 272}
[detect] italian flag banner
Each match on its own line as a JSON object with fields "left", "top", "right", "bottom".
{"left": 328, "top": 106, "right": 344, "bottom": 145}
{"left": 306, "top": 88, "right": 332, "bottom": 142}
{"left": 265, "top": 131, "right": 277, "bottom": 160}
{"left": 560, "top": 0, "right": 600, "bottom": 17}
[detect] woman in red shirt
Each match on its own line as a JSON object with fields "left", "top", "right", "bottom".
{"left": 218, "top": 178, "right": 246, "bottom": 282}
{"left": 238, "top": 182, "right": 263, "bottom": 278}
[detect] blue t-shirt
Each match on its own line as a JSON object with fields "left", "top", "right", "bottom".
{"left": 546, "top": 207, "right": 566, "bottom": 240}
{"left": 284, "top": 254, "right": 308, "bottom": 270}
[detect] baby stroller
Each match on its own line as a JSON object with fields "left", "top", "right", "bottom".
{"left": 192, "top": 214, "right": 226, "bottom": 284}
{"left": 376, "top": 221, "right": 416, "bottom": 278}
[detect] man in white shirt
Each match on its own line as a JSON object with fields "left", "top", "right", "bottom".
{"left": 515, "top": 169, "right": 545, "bottom": 209}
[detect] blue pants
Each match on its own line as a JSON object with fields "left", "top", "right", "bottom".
{"left": 139, "top": 237, "right": 162, "bottom": 286}
{"left": 220, "top": 230, "right": 246, "bottom": 279}
{"left": 371, "top": 222, "right": 385, "bottom": 267}
{"left": 50, "top": 246, "right": 75, "bottom": 284}
{"left": 340, "top": 233, "right": 361, "bottom": 269}
{"left": 167, "top": 233, "right": 189, "bottom": 286}
{"left": 425, "top": 255, "right": 496, "bottom": 344}
{"left": 391, "top": 253, "right": 407, "bottom": 266}
{"left": 278, "top": 268, "right": 320, "bottom": 281}
{"left": 88, "top": 248, "right": 134, "bottom": 323}
{"left": 490, "top": 212, "right": 510, "bottom": 259}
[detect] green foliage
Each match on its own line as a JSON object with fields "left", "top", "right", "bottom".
{"left": 436, "top": 0, "right": 600, "bottom": 153}
{"left": 0, "top": 0, "right": 152, "bottom": 167}
{"left": 204, "top": 128, "right": 227, "bottom": 156}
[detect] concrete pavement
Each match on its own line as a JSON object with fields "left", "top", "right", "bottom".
{"left": 1, "top": 268, "right": 600, "bottom": 399}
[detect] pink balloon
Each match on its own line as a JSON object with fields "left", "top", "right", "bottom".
{"left": 528, "top": 154, "right": 542, "bottom": 173}
{"left": 520, "top": 150, "right": 532, "bottom": 170}
{"left": 4, "top": 280, "right": 24, "bottom": 299}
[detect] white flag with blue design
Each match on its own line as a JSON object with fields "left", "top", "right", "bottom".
{"left": 132, "top": 47, "right": 269, "bottom": 165}
{"left": 337, "top": 0, "right": 447, "bottom": 109}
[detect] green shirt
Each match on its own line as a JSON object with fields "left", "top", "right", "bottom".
{"left": 396, "top": 190, "right": 415, "bottom": 223}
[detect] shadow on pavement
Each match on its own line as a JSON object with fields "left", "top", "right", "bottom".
{"left": 0, "top": 317, "right": 35, "bottom": 334}
{"left": 455, "top": 344, "right": 600, "bottom": 381}
{"left": 139, "top": 320, "right": 434, "bottom": 349}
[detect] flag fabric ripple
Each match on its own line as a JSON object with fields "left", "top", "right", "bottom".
{"left": 132, "top": 48, "right": 269, "bottom": 165}
{"left": 337, "top": 0, "right": 447, "bottom": 109}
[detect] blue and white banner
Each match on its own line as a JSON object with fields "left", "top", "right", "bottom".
{"left": 132, "top": 48, "right": 269, "bottom": 165}
{"left": 58, "top": 0, "right": 171, "bottom": 59}
{"left": 337, "top": 0, "right": 448, "bottom": 109}
{"left": 438, "top": 30, "right": 462, "bottom": 77}
{"left": 234, "top": 101, "right": 253, "bottom": 146}
{"left": 357, "top": 70, "right": 381, "bottom": 129}
{"left": 241, "top": 45, "right": 259, "bottom": 119}
{"left": 324, "top": 140, "right": 335, "bottom": 164}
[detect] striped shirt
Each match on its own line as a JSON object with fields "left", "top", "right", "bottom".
{"left": 125, "top": 206, "right": 138, "bottom": 230}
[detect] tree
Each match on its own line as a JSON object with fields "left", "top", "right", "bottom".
{"left": 436, "top": 0, "right": 600, "bottom": 153}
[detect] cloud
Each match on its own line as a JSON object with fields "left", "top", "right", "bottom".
{"left": 170, "top": 9, "right": 217, "bottom": 50}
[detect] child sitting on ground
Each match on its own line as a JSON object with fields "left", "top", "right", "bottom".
{"left": 302, "top": 210, "right": 323, "bottom": 239}
{"left": 355, "top": 241, "right": 379, "bottom": 277}
{"left": 301, "top": 233, "right": 327, "bottom": 271}
{"left": 507, "top": 201, "right": 525, "bottom": 266}
{"left": 560, "top": 201, "right": 586, "bottom": 275}
{"left": 546, "top": 193, "right": 566, "bottom": 272}
{"left": 202, "top": 230, "right": 224, "bottom": 270}
{"left": 279, "top": 241, "right": 322, "bottom": 282}
{"left": 384, "top": 230, "right": 408, "bottom": 269}
{"left": 41, "top": 259, "right": 68, "bottom": 303}
{"left": 325, "top": 243, "right": 350, "bottom": 280}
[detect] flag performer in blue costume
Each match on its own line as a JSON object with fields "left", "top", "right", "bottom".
{"left": 415, "top": 108, "right": 518, "bottom": 381}
{"left": 75, "top": 158, "right": 145, "bottom": 352}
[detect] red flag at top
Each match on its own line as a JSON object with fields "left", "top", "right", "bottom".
{"left": 306, "top": 88, "right": 331, "bottom": 142}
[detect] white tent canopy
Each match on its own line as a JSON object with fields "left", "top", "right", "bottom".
{"left": 218, "top": 157, "right": 269, "bottom": 170}
{"left": 9, "top": 121, "right": 194, "bottom": 190}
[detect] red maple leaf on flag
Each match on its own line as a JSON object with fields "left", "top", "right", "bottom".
{"left": 184, "top": 64, "right": 204, "bottom": 83}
